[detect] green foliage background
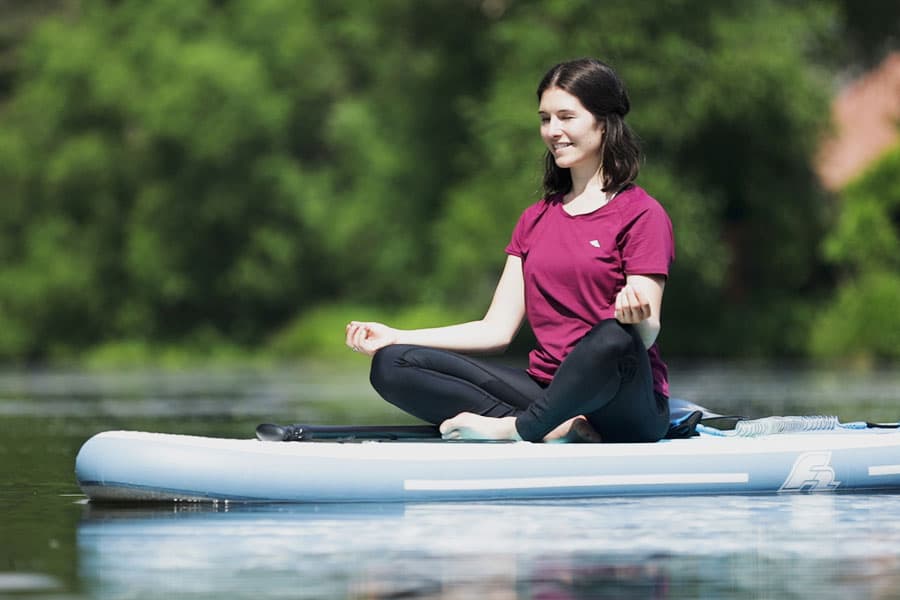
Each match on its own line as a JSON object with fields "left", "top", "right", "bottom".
{"left": 0, "top": 0, "right": 897, "bottom": 365}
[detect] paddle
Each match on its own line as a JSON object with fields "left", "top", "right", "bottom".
{"left": 258, "top": 400, "right": 897, "bottom": 442}
{"left": 257, "top": 399, "right": 742, "bottom": 442}
{"left": 256, "top": 423, "right": 441, "bottom": 442}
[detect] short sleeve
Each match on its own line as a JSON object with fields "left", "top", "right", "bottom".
{"left": 618, "top": 199, "right": 675, "bottom": 277}
{"left": 505, "top": 199, "right": 552, "bottom": 258}
{"left": 505, "top": 211, "right": 528, "bottom": 257}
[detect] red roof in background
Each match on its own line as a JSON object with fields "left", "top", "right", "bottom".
{"left": 816, "top": 51, "right": 900, "bottom": 190}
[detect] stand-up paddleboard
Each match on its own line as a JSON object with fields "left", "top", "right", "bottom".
{"left": 75, "top": 423, "right": 900, "bottom": 503}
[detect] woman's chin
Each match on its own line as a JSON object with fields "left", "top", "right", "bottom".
{"left": 551, "top": 154, "right": 585, "bottom": 170}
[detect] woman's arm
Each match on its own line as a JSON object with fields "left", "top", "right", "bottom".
{"left": 614, "top": 274, "right": 666, "bottom": 348}
{"left": 346, "top": 255, "right": 526, "bottom": 356}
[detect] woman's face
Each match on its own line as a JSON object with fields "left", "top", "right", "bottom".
{"left": 538, "top": 87, "right": 604, "bottom": 171}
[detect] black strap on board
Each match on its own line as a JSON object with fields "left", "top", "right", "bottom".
{"left": 256, "top": 423, "right": 441, "bottom": 442}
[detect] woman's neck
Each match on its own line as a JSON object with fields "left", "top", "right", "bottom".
{"left": 569, "top": 161, "right": 602, "bottom": 196}
{"left": 563, "top": 165, "right": 611, "bottom": 213}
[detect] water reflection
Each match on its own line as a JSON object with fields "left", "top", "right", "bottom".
{"left": 78, "top": 495, "right": 900, "bottom": 599}
{"left": 2, "top": 363, "right": 899, "bottom": 599}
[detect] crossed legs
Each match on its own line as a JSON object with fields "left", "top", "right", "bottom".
{"left": 369, "top": 319, "right": 669, "bottom": 443}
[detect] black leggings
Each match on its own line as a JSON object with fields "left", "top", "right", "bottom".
{"left": 369, "top": 319, "right": 669, "bottom": 443}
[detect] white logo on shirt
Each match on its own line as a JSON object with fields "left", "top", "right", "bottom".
{"left": 589, "top": 240, "right": 601, "bottom": 248}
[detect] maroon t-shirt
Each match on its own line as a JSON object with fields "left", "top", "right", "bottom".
{"left": 505, "top": 186, "right": 675, "bottom": 397}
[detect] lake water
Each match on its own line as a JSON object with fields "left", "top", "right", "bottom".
{"left": 1, "top": 361, "right": 899, "bottom": 599}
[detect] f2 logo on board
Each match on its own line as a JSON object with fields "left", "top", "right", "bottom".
{"left": 779, "top": 451, "right": 841, "bottom": 492}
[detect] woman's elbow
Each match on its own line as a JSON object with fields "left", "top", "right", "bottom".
{"left": 479, "top": 318, "right": 519, "bottom": 353}
{"left": 639, "top": 318, "right": 661, "bottom": 348}
{"left": 486, "top": 334, "right": 514, "bottom": 354}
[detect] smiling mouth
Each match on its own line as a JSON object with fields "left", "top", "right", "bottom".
{"left": 552, "top": 143, "right": 572, "bottom": 151}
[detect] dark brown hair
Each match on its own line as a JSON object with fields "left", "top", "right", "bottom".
{"left": 537, "top": 58, "right": 641, "bottom": 196}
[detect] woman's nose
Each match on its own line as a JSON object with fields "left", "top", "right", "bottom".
{"left": 547, "top": 117, "right": 562, "bottom": 136}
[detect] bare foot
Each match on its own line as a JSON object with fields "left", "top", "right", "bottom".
{"left": 543, "top": 416, "right": 602, "bottom": 443}
{"left": 440, "top": 413, "right": 521, "bottom": 441}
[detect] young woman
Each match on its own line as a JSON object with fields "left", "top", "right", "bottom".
{"left": 345, "top": 58, "right": 674, "bottom": 443}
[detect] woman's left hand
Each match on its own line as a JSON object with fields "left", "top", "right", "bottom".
{"left": 614, "top": 284, "right": 652, "bottom": 324}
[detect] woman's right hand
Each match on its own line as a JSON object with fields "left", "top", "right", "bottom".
{"left": 345, "top": 321, "right": 399, "bottom": 356}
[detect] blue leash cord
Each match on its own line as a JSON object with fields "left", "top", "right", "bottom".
{"left": 698, "top": 418, "right": 871, "bottom": 438}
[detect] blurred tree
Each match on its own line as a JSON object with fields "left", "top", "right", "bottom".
{"left": 1, "top": 0, "right": 308, "bottom": 356}
{"left": 433, "top": 0, "right": 837, "bottom": 356}
{"left": 0, "top": 0, "right": 888, "bottom": 362}
{"left": 0, "top": 0, "right": 491, "bottom": 360}
{"left": 0, "top": 0, "right": 70, "bottom": 100}
{"left": 810, "top": 145, "right": 900, "bottom": 361}
{"left": 295, "top": 0, "right": 491, "bottom": 303}
{"left": 834, "top": 0, "right": 900, "bottom": 69}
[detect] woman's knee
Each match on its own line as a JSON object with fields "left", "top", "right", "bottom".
{"left": 576, "top": 320, "right": 650, "bottom": 392}
{"left": 368, "top": 344, "right": 410, "bottom": 394}
{"left": 581, "top": 320, "right": 640, "bottom": 363}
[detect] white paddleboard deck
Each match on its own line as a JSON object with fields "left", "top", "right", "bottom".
{"left": 75, "top": 428, "right": 900, "bottom": 502}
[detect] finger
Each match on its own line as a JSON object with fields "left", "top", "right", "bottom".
{"left": 624, "top": 285, "right": 640, "bottom": 309}
{"left": 639, "top": 301, "right": 652, "bottom": 320}
{"left": 614, "top": 299, "right": 627, "bottom": 322}
{"left": 346, "top": 325, "right": 361, "bottom": 350}
{"left": 626, "top": 284, "right": 643, "bottom": 304}
{"left": 349, "top": 324, "right": 366, "bottom": 348}
{"left": 359, "top": 337, "right": 380, "bottom": 355}
{"left": 628, "top": 287, "right": 651, "bottom": 319}
{"left": 614, "top": 288, "right": 628, "bottom": 317}
{"left": 614, "top": 288, "right": 624, "bottom": 312}
{"left": 353, "top": 327, "right": 368, "bottom": 350}
{"left": 621, "top": 310, "right": 641, "bottom": 324}
{"left": 626, "top": 287, "right": 643, "bottom": 320}
{"left": 617, "top": 286, "right": 635, "bottom": 320}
